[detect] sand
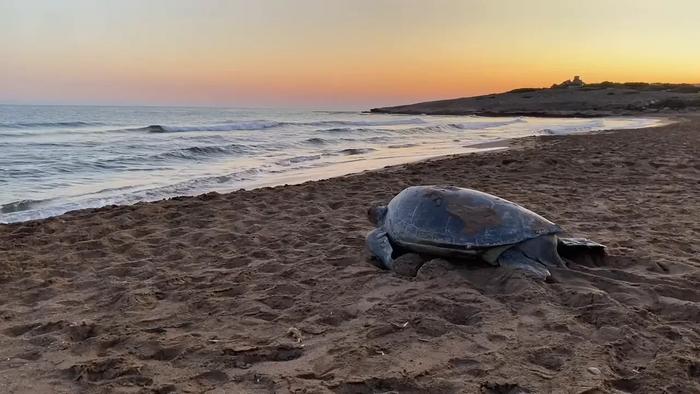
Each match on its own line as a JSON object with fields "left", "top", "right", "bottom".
{"left": 0, "top": 118, "right": 699, "bottom": 393}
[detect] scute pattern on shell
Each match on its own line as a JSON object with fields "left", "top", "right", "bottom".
{"left": 384, "top": 186, "right": 561, "bottom": 250}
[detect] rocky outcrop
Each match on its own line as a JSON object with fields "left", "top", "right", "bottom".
{"left": 551, "top": 75, "right": 585, "bottom": 89}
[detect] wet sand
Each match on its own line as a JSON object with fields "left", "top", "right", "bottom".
{"left": 0, "top": 117, "right": 699, "bottom": 393}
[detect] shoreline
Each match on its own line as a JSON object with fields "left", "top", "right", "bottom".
{"left": 1, "top": 116, "right": 698, "bottom": 392}
{"left": 0, "top": 115, "right": 669, "bottom": 225}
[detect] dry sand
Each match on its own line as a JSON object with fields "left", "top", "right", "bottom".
{"left": 0, "top": 118, "right": 699, "bottom": 393}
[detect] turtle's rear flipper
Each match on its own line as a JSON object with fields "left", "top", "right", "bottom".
{"left": 557, "top": 237, "right": 606, "bottom": 264}
{"left": 516, "top": 234, "right": 566, "bottom": 268}
{"left": 558, "top": 237, "right": 606, "bottom": 249}
{"left": 497, "top": 248, "right": 551, "bottom": 281}
{"left": 558, "top": 237, "right": 606, "bottom": 255}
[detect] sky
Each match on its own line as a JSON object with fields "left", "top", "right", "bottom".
{"left": 1, "top": 0, "right": 699, "bottom": 108}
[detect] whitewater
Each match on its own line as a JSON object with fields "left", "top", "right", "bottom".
{"left": 0, "top": 105, "right": 661, "bottom": 223}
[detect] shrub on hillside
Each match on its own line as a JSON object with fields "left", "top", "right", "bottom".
{"left": 508, "top": 87, "right": 544, "bottom": 94}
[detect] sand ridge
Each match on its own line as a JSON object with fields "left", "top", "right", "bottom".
{"left": 0, "top": 119, "right": 699, "bottom": 393}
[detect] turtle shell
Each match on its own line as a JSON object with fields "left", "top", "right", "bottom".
{"left": 384, "top": 186, "right": 561, "bottom": 250}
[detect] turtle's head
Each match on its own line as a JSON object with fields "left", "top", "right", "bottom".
{"left": 367, "top": 203, "right": 388, "bottom": 226}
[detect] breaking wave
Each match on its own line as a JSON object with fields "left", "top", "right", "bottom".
{"left": 388, "top": 143, "right": 418, "bottom": 148}
{"left": 141, "top": 121, "right": 282, "bottom": 133}
{"left": 537, "top": 120, "right": 606, "bottom": 135}
{"left": 136, "top": 118, "right": 426, "bottom": 133}
{"left": 1, "top": 198, "right": 50, "bottom": 214}
{"left": 0, "top": 121, "right": 103, "bottom": 129}
{"left": 152, "top": 144, "right": 248, "bottom": 160}
{"left": 308, "top": 118, "right": 426, "bottom": 127}
{"left": 339, "top": 147, "right": 376, "bottom": 155}
{"left": 448, "top": 118, "right": 526, "bottom": 130}
{"left": 276, "top": 155, "right": 322, "bottom": 166}
{"left": 304, "top": 137, "right": 327, "bottom": 144}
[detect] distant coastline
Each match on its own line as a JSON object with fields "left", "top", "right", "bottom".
{"left": 371, "top": 78, "right": 700, "bottom": 117}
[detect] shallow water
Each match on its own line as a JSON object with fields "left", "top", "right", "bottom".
{"left": 0, "top": 105, "right": 661, "bottom": 223}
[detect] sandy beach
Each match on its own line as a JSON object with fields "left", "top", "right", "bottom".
{"left": 1, "top": 117, "right": 698, "bottom": 393}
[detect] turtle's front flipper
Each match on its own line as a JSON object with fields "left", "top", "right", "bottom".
{"left": 497, "top": 247, "right": 551, "bottom": 280}
{"left": 366, "top": 228, "right": 395, "bottom": 270}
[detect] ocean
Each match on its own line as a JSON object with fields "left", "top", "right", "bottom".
{"left": 0, "top": 105, "right": 660, "bottom": 223}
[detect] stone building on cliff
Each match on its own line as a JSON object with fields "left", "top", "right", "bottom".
{"left": 552, "top": 76, "right": 585, "bottom": 89}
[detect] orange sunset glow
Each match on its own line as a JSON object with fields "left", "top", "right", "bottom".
{"left": 2, "top": 0, "right": 699, "bottom": 107}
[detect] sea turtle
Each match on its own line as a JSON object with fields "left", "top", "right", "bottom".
{"left": 366, "top": 185, "right": 605, "bottom": 280}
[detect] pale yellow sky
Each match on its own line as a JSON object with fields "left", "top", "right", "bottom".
{"left": 1, "top": 0, "right": 698, "bottom": 107}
